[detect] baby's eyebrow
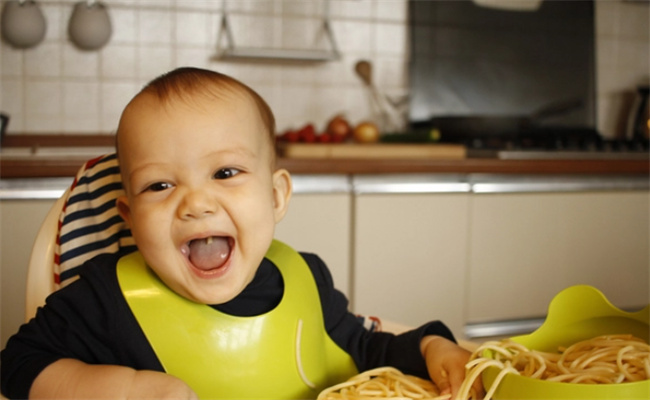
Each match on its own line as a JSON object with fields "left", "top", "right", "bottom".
{"left": 128, "top": 161, "right": 168, "bottom": 177}
{"left": 204, "top": 146, "right": 258, "bottom": 160}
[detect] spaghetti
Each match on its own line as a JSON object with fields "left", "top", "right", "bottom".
{"left": 317, "top": 335, "right": 649, "bottom": 400}
{"left": 456, "top": 334, "right": 650, "bottom": 400}
{"left": 316, "top": 366, "right": 451, "bottom": 400}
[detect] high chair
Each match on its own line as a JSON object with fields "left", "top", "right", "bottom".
{"left": 25, "top": 190, "right": 68, "bottom": 321}
{"left": 25, "top": 153, "right": 136, "bottom": 321}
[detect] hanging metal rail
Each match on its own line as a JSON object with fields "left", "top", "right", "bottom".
{"left": 217, "top": 0, "right": 340, "bottom": 62}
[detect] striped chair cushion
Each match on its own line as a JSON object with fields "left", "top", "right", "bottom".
{"left": 54, "top": 153, "right": 136, "bottom": 287}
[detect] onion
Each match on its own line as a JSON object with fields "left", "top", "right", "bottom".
{"left": 326, "top": 115, "right": 352, "bottom": 139}
{"left": 353, "top": 122, "right": 380, "bottom": 143}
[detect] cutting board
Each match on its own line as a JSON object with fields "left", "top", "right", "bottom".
{"left": 278, "top": 143, "right": 466, "bottom": 159}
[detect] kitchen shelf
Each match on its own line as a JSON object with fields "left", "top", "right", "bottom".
{"left": 220, "top": 47, "right": 338, "bottom": 62}
{"left": 217, "top": 0, "right": 339, "bottom": 62}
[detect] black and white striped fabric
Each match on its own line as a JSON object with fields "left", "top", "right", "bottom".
{"left": 54, "top": 153, "right": 136, "bottom": 287}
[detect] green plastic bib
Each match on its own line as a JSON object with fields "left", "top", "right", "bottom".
{"left": 117, "top": 240, "right": 358, "bottom": 399}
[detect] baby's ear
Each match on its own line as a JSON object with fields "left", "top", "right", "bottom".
{"left": 116, "top": 195, "right": 133, "bottom": 227}
{"left": 272, "top": 169, "right": 292, "bottom": 223}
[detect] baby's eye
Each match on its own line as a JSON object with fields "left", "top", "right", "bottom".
{"left": 146, "top": 182, "right": 173, "bottom": 192}
{"left": 213, "top": 168, "right": 241, "bottom": 180}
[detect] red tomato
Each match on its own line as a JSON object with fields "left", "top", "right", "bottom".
{"left": 298, "top": 124, "right": 317, "bottom": 143}
{"left": 283, "top": 131, "right": 299, "bottom": 143}
{"left": 318, "top": 132, "right": 333, "bottom": 143}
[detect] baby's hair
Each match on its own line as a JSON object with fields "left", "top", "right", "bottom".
{"left": 140, "top": 67, "right": 276, "bottom": 141}
{"left": 116, "top": 67, "right": 280, "bottom": 189}
{"left": 116, "top": 67, "right": 279, "bottom": 171}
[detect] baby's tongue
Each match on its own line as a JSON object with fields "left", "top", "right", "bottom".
{"left": 188, "top": 237, "right": 230, "bottom": 270}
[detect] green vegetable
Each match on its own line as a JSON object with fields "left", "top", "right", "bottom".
{"left": 380, "top": 128, "right": 441, "bottom": 143}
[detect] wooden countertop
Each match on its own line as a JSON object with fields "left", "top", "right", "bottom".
{"left": 1, "top": 135, "right": 648, "bottom": 178}
{"left": 2, "top": 156, "right": 648, "bottom": 178}
{"left": 279, "top": 157, "right": 649, "bottom": 175}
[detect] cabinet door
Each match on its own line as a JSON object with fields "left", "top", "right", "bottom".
{"left": 274, "top": 193, "right": 352, "bottom": 297}
{"left": 1, "top": 199, "right": 56, "bottom": 348}
{"left": 353, "top": 193, "right": 469, "bottom": 337}
{"left": 467, "top": 191, "right": 650, "bottom": 323}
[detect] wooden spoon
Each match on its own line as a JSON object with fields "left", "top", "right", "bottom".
{"left": 354, "top": 60, "right": 403, "bottom": 130}
{"left": 354, "top": 60, "right": 373, "bottom": 86}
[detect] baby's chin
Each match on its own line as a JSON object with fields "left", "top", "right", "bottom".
{"left": 174, "top": 278, "right": 250, "bottom": 306}
{"left": 175, "top": 287, "right": 234, "bottom": 306}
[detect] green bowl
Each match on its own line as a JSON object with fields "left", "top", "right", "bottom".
{"left": 482, "top": 285, "right": 650, "bottom": 399}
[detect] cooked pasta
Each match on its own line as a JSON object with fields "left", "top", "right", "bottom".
{"left": 456, "top": 334, "right": 650, "bottom": 400}
{"left": 316, "top": 366, "right": 451, "bottom": 400}
{"left": 317, "top": 335, "right": 649, "bottom": 400}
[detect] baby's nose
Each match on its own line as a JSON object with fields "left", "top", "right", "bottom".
{"left": 178, "top": 188, "right": 217, "bottom": 219}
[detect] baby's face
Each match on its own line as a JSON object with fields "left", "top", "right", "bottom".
{"left": 116, "top": 90, "right": 290, "bottom": 304}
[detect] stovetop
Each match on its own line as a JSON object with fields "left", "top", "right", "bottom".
{"left": 456, "top": 131, "right": 649, "bottom": 160}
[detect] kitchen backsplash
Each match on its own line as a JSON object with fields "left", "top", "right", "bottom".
{"left": 1, "top": 0, "right": 648, "bottom": 138}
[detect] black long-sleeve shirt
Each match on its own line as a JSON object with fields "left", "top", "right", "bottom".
{"left": 1, "top": 251, "right": 455, "bottom": 399}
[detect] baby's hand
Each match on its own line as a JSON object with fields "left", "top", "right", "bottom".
{"left": 129, "top": 370, "right": 198, "bottom": 400}
{"left": 30, "top": 358, "right": 198, "bottom": 400}
{"left": 420, "top": 335, "right": 484, "bottom": 399}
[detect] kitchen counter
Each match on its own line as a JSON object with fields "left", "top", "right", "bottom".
{"left": 1, "top": 134, "right": 648, "bottom": 178}
{"left": 2, "top": 153, "right": 649, "bottom": 178}
{"left": 279, "top": 156, "right": 649, "bottom": 175}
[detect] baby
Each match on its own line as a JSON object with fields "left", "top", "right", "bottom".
{"left": 1, "top": 67, "right": 483, "bottom": 399}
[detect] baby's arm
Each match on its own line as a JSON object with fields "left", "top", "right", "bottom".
{"left": 30, "top": 359, "right": 197, "bottom": 400}
{"left": 420, "top": 335, "right": 484, "bottom": 399}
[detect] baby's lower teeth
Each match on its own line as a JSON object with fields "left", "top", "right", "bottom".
{"left": 206, "top": 237, "right": 213, "bottom": 244}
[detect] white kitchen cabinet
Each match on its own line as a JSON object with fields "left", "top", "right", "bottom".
{"left": 274, "top": 192, "right": 353, "bottom": 297}
{"left": 1, "top": 199, "right": 56, "bottom": 348}
{"left": 352, "top": 192, "right": 470, "bottom": 337}
{"left": 467, "top": 190, "right": 650, "bottom": 324}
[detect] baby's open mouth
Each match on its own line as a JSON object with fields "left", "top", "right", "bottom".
{"left": 186, "top": 236, "right": 232, "bottom": 271}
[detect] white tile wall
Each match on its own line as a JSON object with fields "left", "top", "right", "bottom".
{"left": 1, "top": 0, "right": 648, "bottom": 138}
